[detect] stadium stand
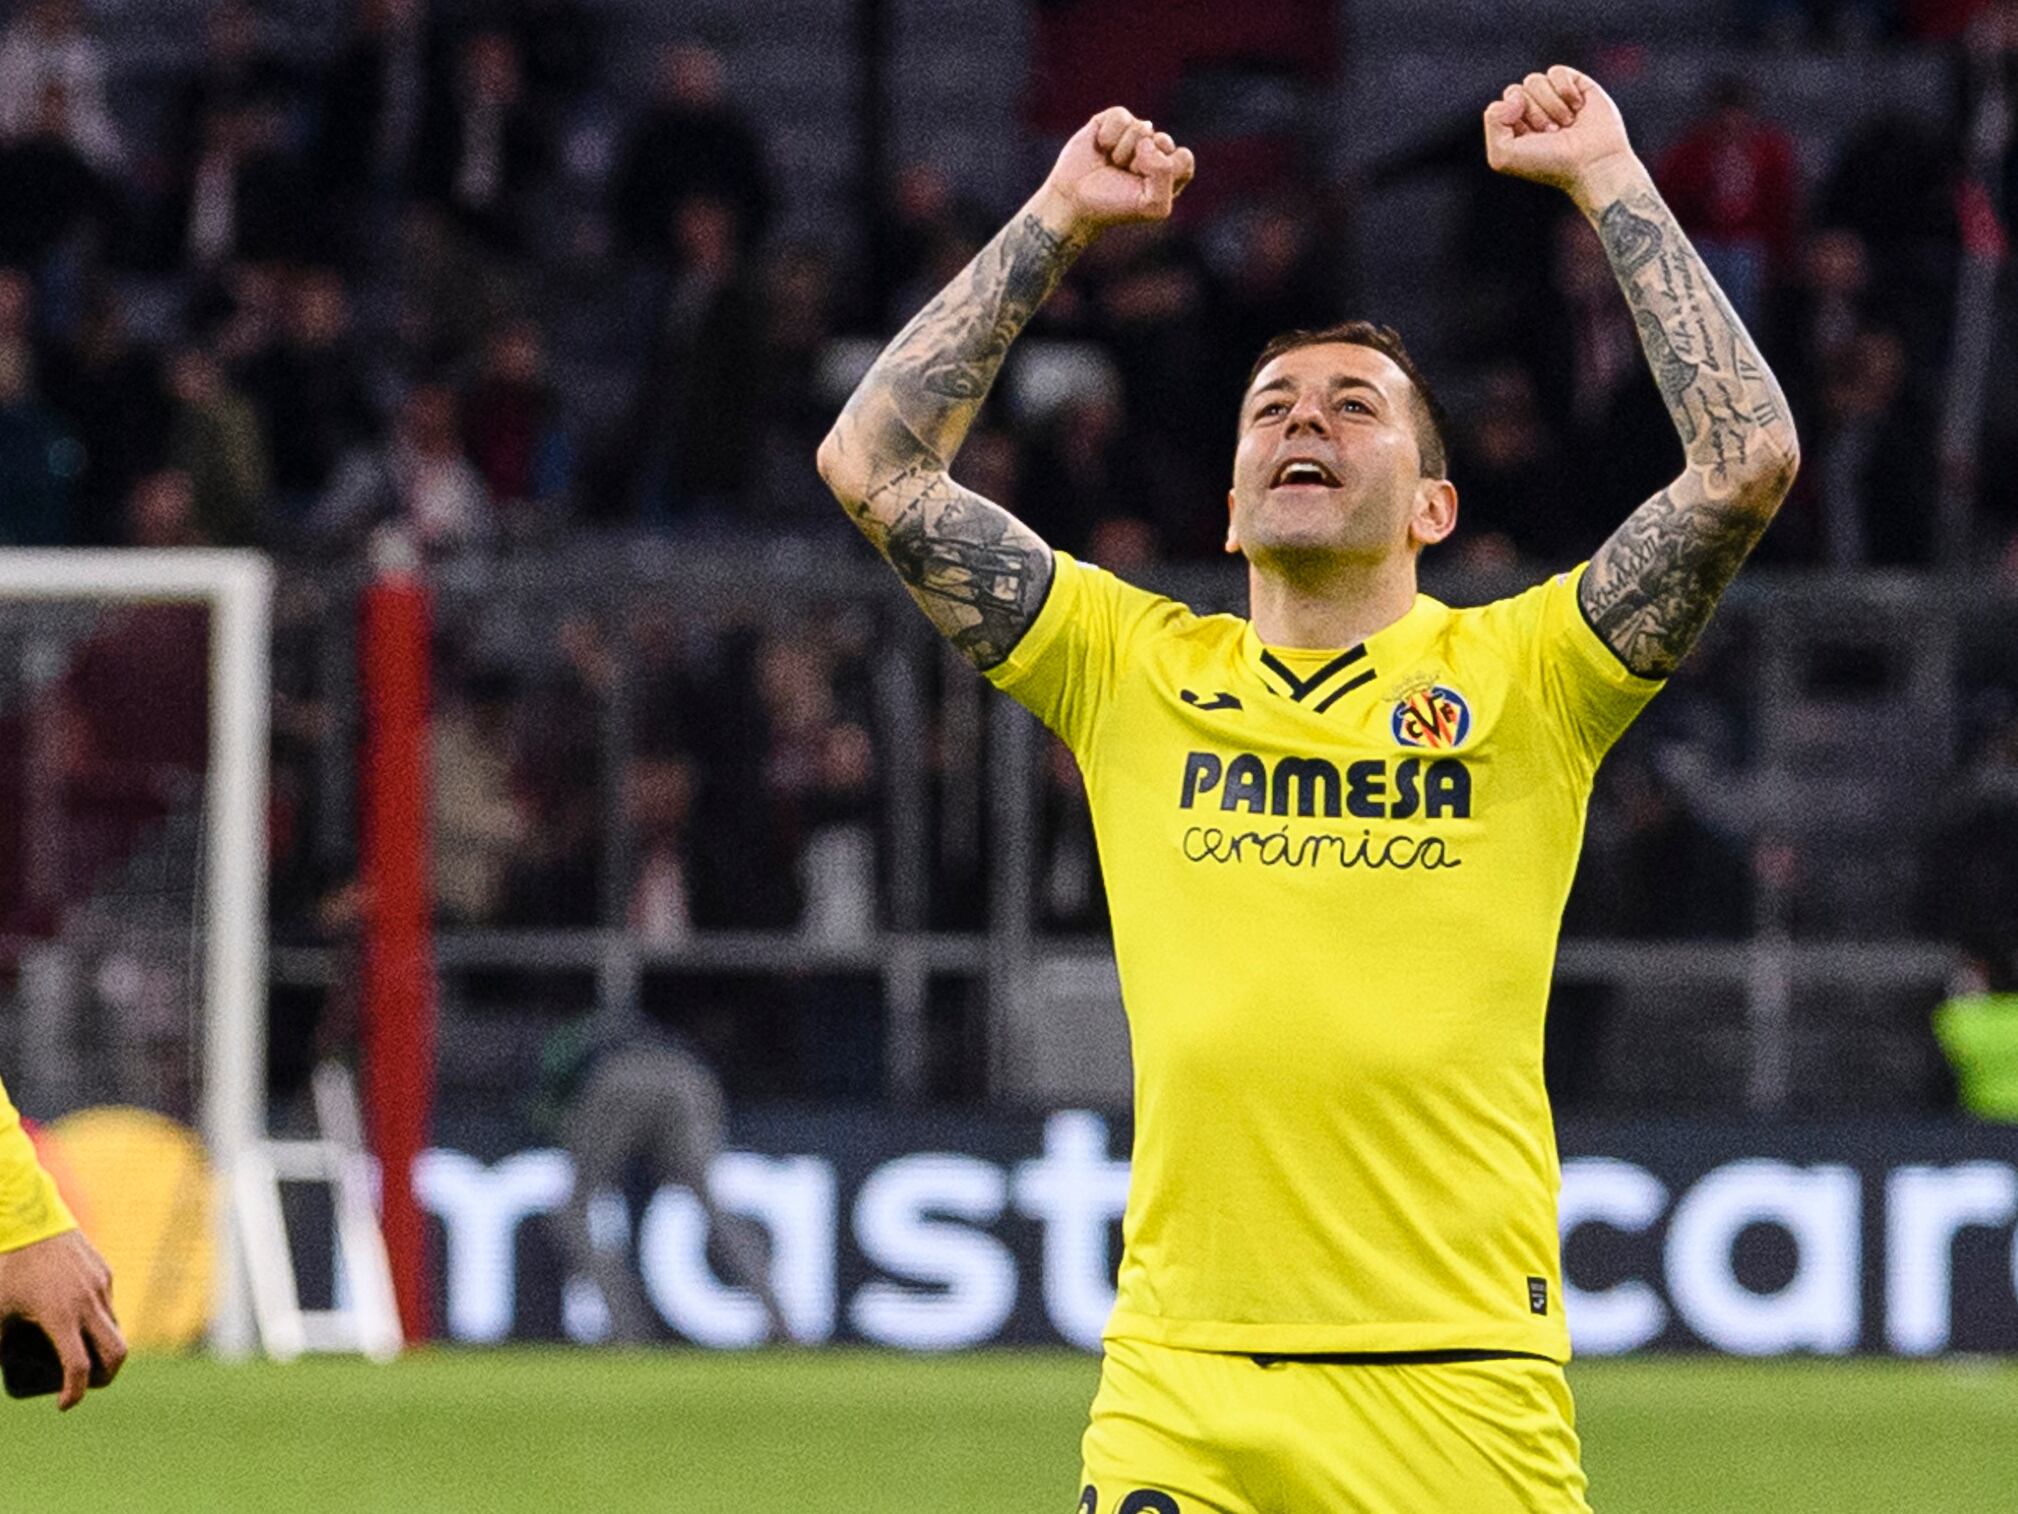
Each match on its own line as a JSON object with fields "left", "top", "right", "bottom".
{"left": 0, "top": 0, "right": 2008, "bottom": 1128}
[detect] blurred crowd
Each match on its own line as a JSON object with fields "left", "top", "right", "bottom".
{"left": 0, "top": 0, "right": 2011, "bottom": 568}
{"left": 3, "top": 0, "right": 2018, "bottom": 1107}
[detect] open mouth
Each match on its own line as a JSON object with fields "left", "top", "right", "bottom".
{"left": 1269, "top": 459, "right": 1342, "bottom": 488}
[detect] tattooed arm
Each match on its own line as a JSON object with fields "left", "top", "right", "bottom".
{"left": 817, "top": 108, "right": 1193, "bottom": 669}
{"left": 1574, "top": 171, "right": 1798, "bottom": 678}
{"left": 1486, "top": 68, "right": 1799, "bottom": 678}
{"left": 815, "top": 209, "right": 1079, "bottom": 668}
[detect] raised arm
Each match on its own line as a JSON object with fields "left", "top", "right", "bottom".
{"left": 817, "top": 109, "right": 1193, "bottom": 668}
{"left": 1486, "top": 68, "right": 1801, "bottom": 679}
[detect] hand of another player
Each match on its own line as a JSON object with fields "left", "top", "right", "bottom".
{"left": 0, "top": 1228, "right": 127, "bottom": 1410}
{"left": 1032, "top": 107, "right": 1196, "bottom": 237}
{"left": 1483, "top": 66, "right": 1641, "bottom": 204}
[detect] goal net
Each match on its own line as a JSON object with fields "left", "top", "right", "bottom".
{"left": 0, "top": 549, "right": 270, "bottom": 1358}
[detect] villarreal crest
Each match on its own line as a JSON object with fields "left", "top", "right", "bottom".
{"left": 1391, "top": 685, "right": 1472, "bottom": 750}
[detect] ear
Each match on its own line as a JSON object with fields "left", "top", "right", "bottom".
{"left": 1224, "top": 487, "right": 1242, "bottom": 554}
{"left": 1409, "top": 477, "right": 1458, "bottom": 550}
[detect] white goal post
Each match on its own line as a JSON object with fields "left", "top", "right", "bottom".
{"left": 0, "top": 548, "right": 271, "bottom": 1359}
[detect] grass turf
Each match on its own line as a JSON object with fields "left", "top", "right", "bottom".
{"left": 10, "top": 1349, "right": 2017, "bottom": 1511}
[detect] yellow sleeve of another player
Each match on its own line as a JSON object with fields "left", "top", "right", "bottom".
{"left": 0, "top": 1076, "right": 77, "bottom": 1253}
{"left": 983, "top": 552, "right": 1182, "bottom": 762}
{"left": 1493, "top": 564, "right": 1666, "bottom": 771}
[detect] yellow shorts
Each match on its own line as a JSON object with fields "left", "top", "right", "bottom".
{"left": 1077, "top": 1338, "right": 1591, "bottom": 1514}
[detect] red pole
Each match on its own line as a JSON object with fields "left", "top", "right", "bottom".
{"left": 359, "top": 554, "right": 434, "bottom": 1342}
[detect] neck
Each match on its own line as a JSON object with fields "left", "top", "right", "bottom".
{"left": 1245, "top": 549, "right": 1419, "bottom": 649}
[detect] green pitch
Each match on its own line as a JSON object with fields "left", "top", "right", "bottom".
{"left": 13, "top": 1349, "right": 2017, "bottom": 1511}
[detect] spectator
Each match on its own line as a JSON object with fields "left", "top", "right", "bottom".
{"left": 757, "top": 634, "right": 878, "bottom": 942}
{"left": 626, "top": 753, "right": 696, "bottom": 944}
{"left": 319, "top": 382, "right": 491, "bottom": 552}
{"left": 431, "top": 663, "right": 527, "bottom": 926}
{"left": 0, "top": 82, "right": 109, "bottom": 272}
{"left": 200, "top": 261, "right": 286, "bottom": 367}
{"left": 1654, "top": 76, "right": 1801, "bottom": 331}
{"left": 459, "top": 317, "right": 571, "bottom": 526}
{"left": 1789, "top": 325, "right": 1934, "bottom": 566}
{"left": 40, "top": 286, "right": 169, "bottom": 547}
{"left": 508, "top": 0, "right": 598, "bottom": 127}
{"left": 1022, "top": 387, "right": 1158, "bottom": 555}
{"left": 0, "top": 0, "right": 120, "bottom": 170}
{"left": 884, "top": 185, "right": 989, "bottom": 336}
{"left": 1084, "top": 513, "right": 1160, "bottom": 574}
{"left": 1812, "top": 113, "right": 1958, "bottom": 369}
{"left": 1078, "top": 221, "right": 1225, "bottom": 556}
{"left": 124, "top": 467, "right": 207, "bottom": 548}
{"left": 752, "top": 626, "right": 882, "bottom": 1091}
{"left": 877, "top": 161, "right": 978, "bottom": 325}
{"left": 162, "top": 0, "right": 299, "bottom": 188}
{"left": 609, "top": 40, "right": 770, "bottom": 264}
{"left": 1211, "top": 201, "right": 1337, "bottom": 411}
{"left": 496, "top": 629, "right": 604, "bottom": 928}
{"left": 175, "top": 95, "right": 321, "bottom": 271}
{"left": 1766, "top": 228, "right": 1872, "bottom": 434}
{"left": 1448, "top": 362, "right": 1571, "bottom": 564}
{"left": 166, "top": 346, "right": 267, "bottom": 548}
{"left": 237, "top": 268, "right": 377, "bottom": 511}
{"left": 313, "top": 0, "right": 428, "bottom": 269}
{"left": 1539, "top": 212, "right": 1677, "bottom": 518}
{"left": 625, "top": 602, "right": 704, "bottom": 760}
{"left": 627, "top": 194, "right": 763, "bottom": 527}
{"left": 0, "top": 337, "right": 77, "bottom": 544}
{"left": 750, "top": 242, "right": 847, "bottom": 528}
{"left": 680, "top": 627, "right": 804, "bottom": 930}
{"left": 413, "top": 29, "right": 544, "bottom": 254}
{"left": 0, "top": 266, "right": 31, "bottom": 346}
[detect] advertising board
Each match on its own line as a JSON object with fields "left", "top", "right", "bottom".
{"left": 401, "top": 1112, "right": 2018, "bottom": 1355}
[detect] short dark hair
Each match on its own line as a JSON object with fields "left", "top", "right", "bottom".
{"left": 1242, "top": 321, "right": 1450, "bottom": 480}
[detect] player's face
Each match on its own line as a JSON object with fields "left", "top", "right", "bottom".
{"left": 1226, "top": 343, "right": 1445, "bottom": 570}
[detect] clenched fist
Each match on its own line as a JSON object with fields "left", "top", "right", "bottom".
{"left": 1484, "top": 66, "right": 1643, "bottom": 208}
{"left": 1032, "top": 107, "right": 1196, "bottom": 238}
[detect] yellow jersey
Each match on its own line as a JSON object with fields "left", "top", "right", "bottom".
{"left": 987, "top": 553, "right": 1662, "bottom": 1359}
{"left": 0, "top": 1077, "right": 75, "bottom": 1253}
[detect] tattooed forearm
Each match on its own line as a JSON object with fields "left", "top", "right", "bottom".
{"left": 1580, "top": 474, "right": 1771, "bottom": 678}
{"left": 818, "top": 206, "right": 1083, "bottom": 667}
{"left": 883, "top": 213, "right": 1088, "bottom": 439}
{"left": 1593, "top": 190, "right": 1796, "bottom": 499}
{"left": 1577, "top": 177, "right": 1800, "bottom": 678}
{"left": 1632, "top": 308, "right": 1701, "bottom": 444}
{"left": 843, "top": 209, "right": 1089, "bottom": 469}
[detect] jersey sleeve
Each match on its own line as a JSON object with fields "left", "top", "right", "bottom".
{"left": 983, "top": 551, "right": 1181, "bottom": 761}
{"left": 1490, "top": 563, "right": 1666, "bottom": 770}
{"left": 0, "top": 1078, "right": 76, "bottom": 1253}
